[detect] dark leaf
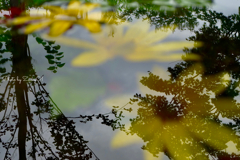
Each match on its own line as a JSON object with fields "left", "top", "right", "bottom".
{"left": 45, "top": 55, "right": 54, "bottom": 59}
{"left": 57, "top": 63, "right": 65, "bottom": 68}
{"left": 47, "top": 66, "right": 56, "bottom": 70}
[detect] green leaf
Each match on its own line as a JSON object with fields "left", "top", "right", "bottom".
{"left": 47, "top": 66, "right": 56, "bottom": 70}
{"left": 0, "top": 67, "right": 6, "bottom": 73}
{"left": 44, "top": 46, "right": 51, "bottom": 51}
{"left": 45, "top": 55, "right": 54, "bottom": 59}
{"left": 48, "top": 59, "right": 55, "bottom": 64}
{"left": 56, "top": 52, "right": 64, "bottom": 56}
{"left": 53, "top": 45, "right": 61, "bottom": 50}
{"left": 56, "top": 55, "right": 64, "bottom": 60}
{"left": 48, "top": 41, "right": 55, "bottom": 45}
{"left": 36, "top": 37, "right": 43, "bottom": 44}
{"left": 57, "top": 63, "right": 65, "bottom": 68}
{"left": 0, "top": 58, "right": 9, "bottom": 64}
{"left": 48, "top": 50, "right": 58, "bottom": 54}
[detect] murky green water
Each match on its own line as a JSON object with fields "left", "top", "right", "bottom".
{"left": 0, "top": 0, "right": 240, "bottom": 159}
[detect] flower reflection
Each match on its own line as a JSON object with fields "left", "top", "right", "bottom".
{"left": 42, "top": 20, "right": 202, "bottom": 66}
{"left": 110, "top": 63, "right": 240, "bottom": 160}
{"left": 9, "top": 1, "right": 115, "bottom": 36}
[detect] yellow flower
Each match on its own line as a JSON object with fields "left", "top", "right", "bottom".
{"left": 110, "top": 64, "right": 239, "bottom": 160}
{"left": 9, "top": 1, "right": 115, "bottom": 36}
{"left": 41, "top": 20, "right": 202, "bottom": 66}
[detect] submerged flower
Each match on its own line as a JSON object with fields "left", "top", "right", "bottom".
{"left": 42, "top": 20, "right": 202, "bottom": 66}
{"left": 9, "top": 1, "right": 115, "bottom": 36}
{"left": 110, "top": 64, "right": 239, "bottom": 160}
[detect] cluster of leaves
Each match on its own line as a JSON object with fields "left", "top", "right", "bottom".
{"left": 0, "top": 72, "right": 102, "bottom": 160}
{"left": 103, "top": 9, "right": 240, "bottom": 160}
{"left": 0, "top": 26, "right": 12, "bottom": 79}
{"left": 85, "top": 0, "right": 213, "bottom": 11}
{"left": 122, "top": 66, "right": 239, "bottom": 159}
{"left": 34, "top": 35, "right": 65, "bottom": 73}
{"left": 47, "top": 114, "right": 95, "bottom": 160}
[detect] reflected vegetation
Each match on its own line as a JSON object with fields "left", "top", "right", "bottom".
{"left": 0, "top": 0, "right": 240, "bottom": 159}
{"left": 110, "top": 5, "right": 240, "bottom": 160}
{"left": 0, "top": 1, "right": 102, "bottom": 159}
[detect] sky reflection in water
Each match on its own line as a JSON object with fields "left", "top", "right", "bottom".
{"left": 0, "top": 0, "right": 240, "bottom": 160}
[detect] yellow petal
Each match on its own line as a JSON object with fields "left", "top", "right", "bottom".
{"left": 67, "top": 1, "right": 82, "bottom": 9}
{"left": 144, "top": 151, "right": 163, "bottom": 160}
{"left": 78, "top": 2, "right": 100, "bottom": 13}
{"left": 138, "top": 66, "right": 169, "bottom": 95}
{"left": 87, "top": 12, "right": 102, "bottom": 21}
{"left": 124, "top": 20, "right": 150, "bottom": 42}
{"left": 163, "top": 122, "right": 209, "bottom": 160}
{"left": 211, "top": 98, "right": 240, "bottom": 117}
{"left": 148, "top": 41, "right": 198, "bottom": 53}
{"left": 72, "top": 52, "right": 112, "bottom": 66}
{"left": 184, "top": 117, "right": 238, "bottom": 151}
{"left": 29, "top": 9, "right": 50, "bottom": 16}
{"left": 77, "top": 20, "right": 101, "bottom": 33}
{"left": 41, "top": 35, "right": 98, "bottom": 50}
{"left": 202, "top": 72, "right": 230, "bottom": 95}
{"left": 125, "top": 53, "right": 156, "bottom": 61}
{"left": 179, "top": 63, "right": 204, "bottom": 78}
{"left": 10, "top": 16, "right": 43, "bottom": 25}
{"left": 126, "top": 53, "right": 192, "bottom": 62}
{"left": 182, "top": 53, "right": 202, "bottom": 60}
{"left": 139, "top": 26, "right": 174, "bottom": 45}
{"left": 24, "top": 20, "right": 52, "bottom": 34}
{"left": 49, "top": 21, "right": 72, "bottom": 36}
{"left": 67, "top": 1, "right": 99, "bottom": 15}
{"left": 111, "top": 130, "right": 142, "bottom": 148}
{"left": 43, "top": 5, "right": 65, "bottom": 14}
{"left": 100, "top": 11, "right": 121, "bottom": 24}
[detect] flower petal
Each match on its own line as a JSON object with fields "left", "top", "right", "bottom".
{"left": 43, "top": 5, "right": 65, "bottom": 14}
{"left": 41, "top": 35, "right": 98, "bottom": 49}
{"left": 144, "top": 151, "right": 163, "bottom": 160}
{"left": 67, "top": 1, "right": 99, "bottom": 15}
{"left": 140, "top": 26, "right": 174, "bottom": 45}
{"left": 185, "top": 117, "right": 238, "bottom": 151}
{"left": 148, "top": 41, "right": 199, "bottom": 52}
{"left": 72, "top": 52, "right": 111, "bottom": 66}
{"left": 163, "top": 122, "right": 209, "bottom": 160}
{"left": 10, "top": 16, "right": 43, "bottom": 25}
{"left": 49, "top": 20, "right": 72, "bottom": 36}
{"left": 24, "top": 20, "right": 52, "bottom": 34}
{"left": 111, "top": 129, "right": 142, "bottom": 148}
{"left": 77, "top": 20, "right": 101, "bottom": 33}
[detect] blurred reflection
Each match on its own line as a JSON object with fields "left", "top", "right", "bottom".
{"left": 0, "top": 2, "right": 99, "bottom": 160}
{"left": 110, "top": 8, "right": 240, "bottom": 160}
{"left": 7, "top": 1, "right": 118, "bottom": 36}
{"left": 112, "top": 63, "right": 240, "bottom": 159}
{"left": 42, "top": 20, "right": 201, "bottom": 67}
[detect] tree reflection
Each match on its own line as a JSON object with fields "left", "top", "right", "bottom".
{"left": 110, "top": 6, "right": 240, "bottom": 160}
{"left": 126, "top": 64, "right": 240, "bottom": 159}
{"left": 0, "top": 1, "right": 101, "bottom": 160}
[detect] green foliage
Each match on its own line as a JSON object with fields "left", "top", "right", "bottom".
{"left": 34, "top": 35, "right": 65, "bottom": 73}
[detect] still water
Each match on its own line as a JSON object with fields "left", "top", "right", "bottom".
{"left": 0, "top": 0, "right": 240, "bottom": 159}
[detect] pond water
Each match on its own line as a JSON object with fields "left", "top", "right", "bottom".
{"left": 0, "top": 0, "right": 240, "bottom": 160}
